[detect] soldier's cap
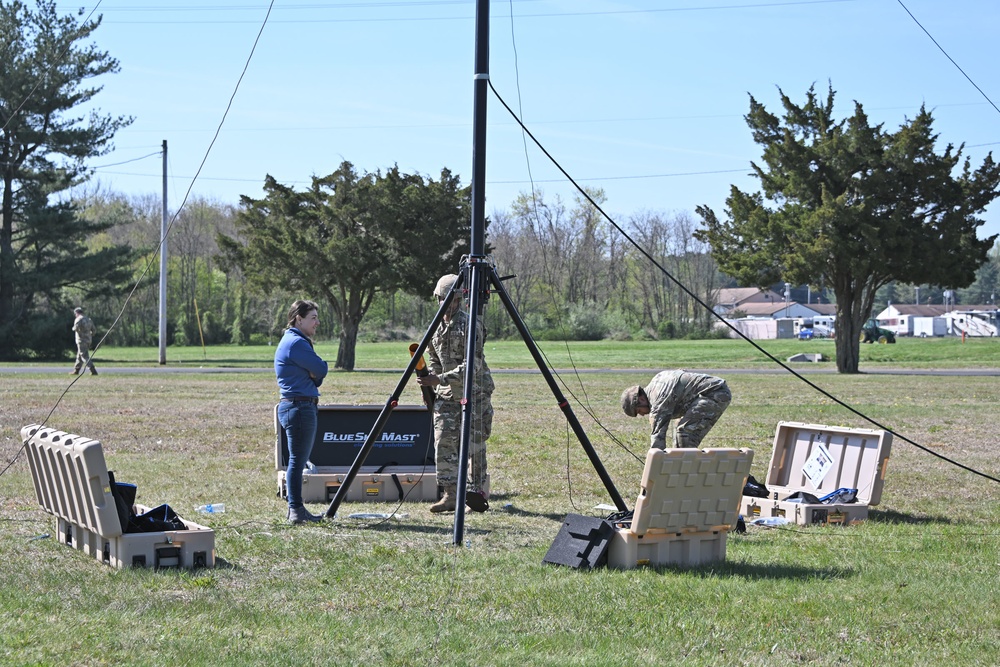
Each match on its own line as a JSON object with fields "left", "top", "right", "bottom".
{"left": 621, "top": 385, "right": 643, "bottom": 417}
{"left": 433, "top": 273, "right": 460, "bottom": 299}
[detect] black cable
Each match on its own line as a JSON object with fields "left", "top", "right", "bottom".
{"left": 340, "top": 425, "right": 437, "bottom": 529}
{"left": 896, "top": 0, "right": 1000, "bottom": 117}
{"left": 91, "top": 151, "right": 163, "bottom": 169}
{"left": 503, "top": 3, "right": 631, "bottom": 471}
{"left": 0, "top": 1, "right": 277, "bottom": 481}
{"left": 487, "top": 78, "right": 1000, "bottom": 486}
{"left": 0, "top": 1, "right": 105, "bottom": 134}
{"left": 502, "top": 3, "right": 717, "bottom": 468}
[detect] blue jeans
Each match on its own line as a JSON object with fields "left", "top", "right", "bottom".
{"left": 278, "top": 401, "right": 317, "bottom": 509}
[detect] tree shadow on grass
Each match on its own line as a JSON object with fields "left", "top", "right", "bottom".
{"left": 691, "top": 560, "right": 855, "bottom": 581}
{"left": 867, "top": 508, "right": 952, "bottom": 525}
{"left": 868, "top": 509, "right": 954, "bottom": 526}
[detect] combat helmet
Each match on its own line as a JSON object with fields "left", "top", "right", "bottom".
{"left": 434, "top": 273, "right": 460, "bottom": 299}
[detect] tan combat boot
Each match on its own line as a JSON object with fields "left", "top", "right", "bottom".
{"left": 429, "top": 492, "right": 456, "bottom": 513}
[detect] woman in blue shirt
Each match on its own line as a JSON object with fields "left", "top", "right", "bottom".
{"left": 275, "top": 300, "right": 329, "bottom": 524}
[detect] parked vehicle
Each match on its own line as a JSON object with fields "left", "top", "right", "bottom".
{"left": 860, "top": 318, "right": 896, "bottom": 344}
{"left": 796, "top": 321, "right": 833, "bottom": 340}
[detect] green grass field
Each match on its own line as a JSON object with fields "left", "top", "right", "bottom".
{"left": 1, "top": 340, "right": 998, "bottom": 665}
{"left": 9, "top": 334, "right": 1000, "bottom": 370}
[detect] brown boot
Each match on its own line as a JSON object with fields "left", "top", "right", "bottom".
{"left": 429, "top": 492, "right": 456, "bottom": 513}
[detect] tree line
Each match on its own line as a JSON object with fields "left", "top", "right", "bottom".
{"left": 3, "top": 2, "right": 999, "bottom": 373}
{"left": 57, "top": 183, "right": 730, "bottom": 358}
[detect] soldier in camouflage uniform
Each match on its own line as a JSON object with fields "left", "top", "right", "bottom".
{"left": 620, "top": 370, "right": 730, "bottom": 449}
{"left": 416, "top": 274, "right": 495, "bottom": 513}
{"left": 71, "top": 307, "right": 98, "bottom": 376}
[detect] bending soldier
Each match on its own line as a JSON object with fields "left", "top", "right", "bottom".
{"left": 621, "top": 370, "right": 731, "bottom": 449}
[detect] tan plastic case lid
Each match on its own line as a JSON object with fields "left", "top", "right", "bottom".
{"left": 630, "top": 447, "right": 754, "bottom": 536}
{"left": 21, "top": 424, "right": 124, "bottom": 538}
{"left": 764, "top": 421, "right": 893, "bottom": 505}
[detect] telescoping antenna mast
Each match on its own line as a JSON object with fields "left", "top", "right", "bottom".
{"left": 326, "top": 0, "right": 626, "bottom": 544}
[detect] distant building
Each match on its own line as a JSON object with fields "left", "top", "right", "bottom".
{"left": 729, "top": 301, "right": 822, "bottom": 320}
{"left": 809, "top": 303, "right": 838, "bottom": 318}
{"left": 713, "top": 287, "right": 785, "bottom": 315}
{"left": 874, "top": 304, "right": 998, "bottom": 337}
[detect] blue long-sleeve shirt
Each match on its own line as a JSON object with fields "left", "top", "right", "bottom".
{"left": 274, "top": 327, "right": 328, "bottom": 399}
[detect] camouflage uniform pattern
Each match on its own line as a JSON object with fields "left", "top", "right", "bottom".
{"left": 72, "top": 314, "right": 97, "bottom": 374}
{"left": 645, "top": 370, "right": 730, "bottom": 449}
{"left": 427, "top": 308, "right": 494, "bottom": 492}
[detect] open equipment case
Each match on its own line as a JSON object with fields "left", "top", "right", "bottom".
{"left": 274, "top": 404, "right": 442, "bottom": 504}
{"left": 21, "top": 424, "right": 215, "bottom": 569}
{"left": 742, "top": 421, "right": 892, "bottom": 526}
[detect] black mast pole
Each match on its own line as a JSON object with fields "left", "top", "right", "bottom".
{"left": 451, "top": 0, "right": 492, "bottom": 545}
{"left": 328, "top": 0, "right": 624, "bottom": 537}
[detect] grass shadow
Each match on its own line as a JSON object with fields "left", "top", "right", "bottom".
{"left": 211, "top": 556, "right": 242, "bottom": 571}
{"left": 701, "top": 560, "right": 856, "bottom": 581}
{"left": 496, "top": 504, "right": 574, "bottom": 522}
{"left": 333, "top": 517, "right": 493, "bottom": 538}
{"left": 868, "top": 508, "right": 953, "bottom": 525}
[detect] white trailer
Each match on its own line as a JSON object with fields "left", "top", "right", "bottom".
{"left": 913, "top": 316, "right": 947, "bottom": 337}
{"left": 945, "top": 311, "right": 998, "bottom": 337}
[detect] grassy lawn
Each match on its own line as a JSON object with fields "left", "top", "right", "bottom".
{"left": 1, "top": 348, "right": 998, "bottom": 665}
{"left": 7, "top": 335, "right": 1000, "bottom": 370}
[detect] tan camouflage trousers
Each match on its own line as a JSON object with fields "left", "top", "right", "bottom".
{"left": 433, "top": 396, "right": 493, "bottom": 493}
{"left": 672, "top": 384, "right": 731, "bottom": 449}
{"left": 74, "top": 342, "right": 96, "bottom": 373}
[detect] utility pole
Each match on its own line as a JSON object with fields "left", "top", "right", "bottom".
{"left": 158, "top": 140, "right": 168, "bottom": 365}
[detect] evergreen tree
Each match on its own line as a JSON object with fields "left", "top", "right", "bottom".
{"left": 696, "top": 84, "right": 1000, "bottom": 372}
{"left": 0, "top": 0, "right": 134, "bottom": 358}
{"left": 218, "top": 161, "right": 474, "bottom": 370}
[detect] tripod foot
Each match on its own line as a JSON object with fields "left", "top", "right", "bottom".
{"left": 465, "top": 491, "right": 489, "bottom": 513}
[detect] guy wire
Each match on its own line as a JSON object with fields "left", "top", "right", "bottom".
{"left": 1, "top": 0, "right": 278, "bottom": 478}
{"left": 487, "top": 78, "right": 1000, "bottom": 486}
{"left": 504, "top": 4, "right": 619, "bottom": 467}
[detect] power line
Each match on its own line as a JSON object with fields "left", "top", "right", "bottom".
{"left": 896, "top": 0, "right": 1000, "bottom": 118}
{"left": 90, "top": 151, "right": 162, "bottom": 168}
{"left": 79, "top": 0, "right": 858, "bottom": 24}
{"left": 487, "top": 78, "right": 1000, "bottom": 486}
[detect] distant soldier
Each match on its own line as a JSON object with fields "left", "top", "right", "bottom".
{"left": 416, "top": 273, "right": 494, "bottom": 513}
{"left": 621, "top": 370, "right": 731, "bottom": 449}
{"left": 71, "top": 307, "right": 98, "bottom": 376}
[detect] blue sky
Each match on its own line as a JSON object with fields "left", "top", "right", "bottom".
{"left": 60, "top": 0, "right": 1000, "bottom": 240}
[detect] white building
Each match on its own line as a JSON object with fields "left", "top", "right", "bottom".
{"left": 713, "top": 287, "right": 786, "bottom": 315}
{"left": 874, "top": 304, "right": 998, "bottom": 337}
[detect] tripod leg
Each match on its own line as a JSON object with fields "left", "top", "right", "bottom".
{"left": 487, "top": 267, "right": 628, "bottom": 511}
{"left": 324, "top": 279, "right": 462, "bottom": 518}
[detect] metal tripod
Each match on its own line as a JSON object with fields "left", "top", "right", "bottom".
{"left": 324, "top": 0, "right": 626, "bottom": 543}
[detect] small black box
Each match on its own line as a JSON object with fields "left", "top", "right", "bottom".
{"left": 543, "top": 513, "right": 613, "bottom": 570}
